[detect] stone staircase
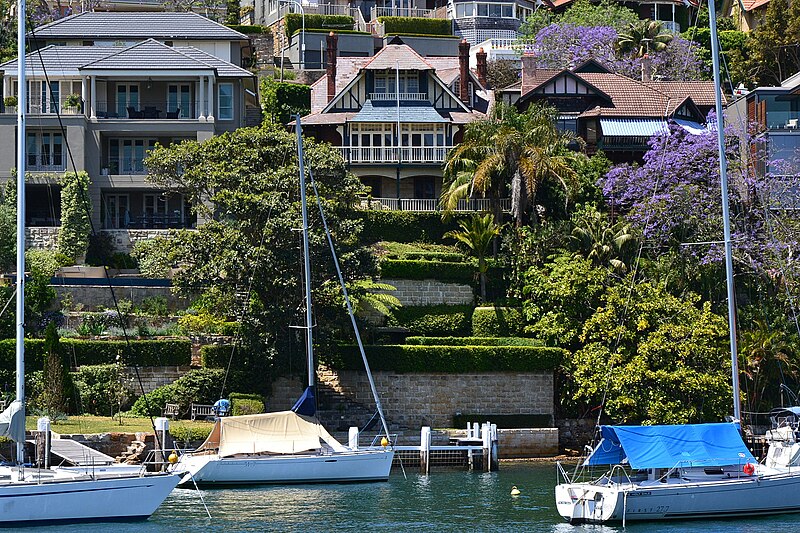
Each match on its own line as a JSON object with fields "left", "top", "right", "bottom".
{"left": 314, "top": 377, "right": 408, "bottom": 433}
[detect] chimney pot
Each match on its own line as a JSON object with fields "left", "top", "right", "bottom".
{"left": 521, "top": 53, "right": 536, "bottom": 92}
{"left": 326, "top": 32, "right": 338, "bottom": 103}
{"left": 476, "top": 47, "right": 488, "bottom": 88}
{"left": 458, "top": 39, "right": 470, "bottom": 106}
{"left": 641, "top": 54, "right": 652, "bottom": 83}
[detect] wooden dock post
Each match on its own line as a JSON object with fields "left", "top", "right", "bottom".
{"left": 35, "top": 417, "right": 51, "bottom": 469}
{"left": 482, "top": 422, "right": 491, "bottom": 472}
{"left": 420, "top": 426, "right": 431, "bottom": 474}
{"left": 348, "top": 427, "right": 359, "bottom": 450}
{"left": 489, "top": 423, "right": 499, "bottom": 471}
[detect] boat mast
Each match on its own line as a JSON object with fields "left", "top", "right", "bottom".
{"left": 708, "top": 0, "right": 741, "bottom": 421}
{"left": 295, "top": 117, "right": 315, "bottom": 391}
{"left": 15, "top": 0, "right": 27, "bottom": 465}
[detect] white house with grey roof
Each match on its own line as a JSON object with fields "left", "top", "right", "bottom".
{"left": 0, "top": 12, "right": 259, "bottom": 241}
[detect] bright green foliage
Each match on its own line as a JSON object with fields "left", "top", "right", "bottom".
{"left": 26, "top": 249, "right": 72, "bottom": 277}
{"left": 260, "top": 78, "right": 311, "bottom": 126}
{"left": 379, "top": 259, "right": 475, "bottom": 283}
{"left": 129, "top": 383, "right": 177, "bottom": 417}
{"left": 284, "top": 14, "right": 354, "bottom": 36}
{"left": 226, "top": 24, "right": 269, "bottom": 34}
{"left": 131, "top": 236, "right": 174, "bottom": 278}
{"left": 739, "top": 319, "right": 798, "bottom": 414}
{"left": 346, "top": 279, "right": 401, "bottom": 318}
{"left": 332, "top": 344, "right": 565, "bottom": 372}
{"left": 471, "top": 306, "right": 523, "bottom": 337}
{"left": 618, "top": 19, "right": 673, "bottom": 57}
{"left": 445, "top": 213, "right": 502, "bottom": 300}
{"left": 573, "top": 281, "right": 732, "bottom": 424}
{"left": 743, "top": 0, "right": 800, "bottom": 85}
{"left": 570, "top": 205, "right": 637, "bottom": 272}
{"left": 57, "top": 171, "right": 92, "bottom": 261}
{"left": 130, "top": 368, "right": 227, "bottom": 418}
{"left": 200, "top": 344, "right": 234, "bottom": 368}
{"left": 377, "top": 16, "right": 452, "bottom": 36}
{"left": 681, "top": 26, "right": 749, "bottom": 86}
{"left": 522, "top": 254, "right": 609, "bottom": 347}
{"left": 405, "top": 336, "right": 543, "bottom": 346}
{"left": 72, "top": 364, "right": 130, "bottom": 416}
{"left": 520, "top": 0, "right": 639, "bottom": 37}
{"left": 178, "top": 310, "right": 240, "bottom": 335}
{"left": 231, "top": 396, "right": 264, "bottom": 415}
{"left": 225, "top": 0, "right": 240, "bottom": 25}
{"left": 387, "top": 304, "right": 473, "bottom": 337}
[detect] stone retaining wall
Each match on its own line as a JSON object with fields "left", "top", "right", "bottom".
{"left": 26, "top": 227, "right": 59, "bottom": 250}
{"left": 120, "top": 366, "right": 191, "bottom": 395}
{"left": 381, "top": 278, "right": 474, "bottom": 306}
{"left": 102, "top": 229, "right": 173, "bottom": 253}
{"left": 54, "top": 285, "right": 186, "bottom": 311}
{"left": 556, "top": 418, "right": 597, "bottom": 450}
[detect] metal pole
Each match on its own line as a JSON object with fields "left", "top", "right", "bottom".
{"left": 295, "top": 116, "right": 314, "bottom": 389}
{"left": 709, "top": 0, "right": 741, "bottom": 421}
{"left": 16, "top": 0, "right": 27, "bottom": 466}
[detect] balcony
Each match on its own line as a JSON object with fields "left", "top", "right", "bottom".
{"left": 765, "top": 111, "right": 800, "bottom": 131}
{"left": 369, "top": 93, "right": 428, "bottom": 101}
{"left": 27, "top": 153, "right": 66, "bottom": 172}
{"left": 1, "top": 95, "right": 82, "bottom": 115}
{"left": 371, "top": 6, "right": 439, "bottom": 18}
{"left": 362, "top": 197, "right": 511, "bottom": 212}
{"left": 96, "top": 101, "right": 199, "bottom": 120}
{"left": 338, "top": 146, "right": 452, "bottom": 164}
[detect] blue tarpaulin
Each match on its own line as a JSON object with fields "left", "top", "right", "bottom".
{"left": 584, "top": 423, "right": 756, "bottom": 469}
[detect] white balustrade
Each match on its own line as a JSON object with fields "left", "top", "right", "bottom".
{"left": 337, "top": 146, "right": 452, "bottom": 164}
{"left": 369, "top": 93, "right": 428, "bottom": 101}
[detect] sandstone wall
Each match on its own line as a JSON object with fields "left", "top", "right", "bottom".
{"left": 120, "top": 366, "right": 191, "bottom": 395}
{"left": 381, "top": 278, "right": 474, "bottom": 306}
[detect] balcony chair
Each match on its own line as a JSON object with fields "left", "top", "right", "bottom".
{"left": 126, "top": 106, "right": 144, "bottom": 119}
{"left": 165, "top": 108, "right": 180, "bottom": 119}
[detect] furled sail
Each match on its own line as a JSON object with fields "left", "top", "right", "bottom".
{"left": 0, "top": 401, "right": 25, "bottom": 443}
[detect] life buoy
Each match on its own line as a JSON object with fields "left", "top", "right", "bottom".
{"left": 743, "top": 463, "right": 755, "bottom": 476}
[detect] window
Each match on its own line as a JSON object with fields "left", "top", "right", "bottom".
{"left": 374, "top": 76, "right": 387, "bottom": 94}
{"left": 477, "top": 3, "right": 488, "bottom": 16}
{"left": 143, "top": 194, "right": 167, "bottom": 216}
{"left": 374, "top": 72, "right": 419, "bottom": 94}
{"left": 116, "top": 84, "right": 139, "bottom": 118}
{"left": 501, "top": 4, "right": 513, "bottom": 17}
{"left": 109, "top": 138, "right": 156, "bottom": 175}
{"left": 414, "top": 176, "right": 435, "bottom": 199}
{"left": 218, "top": 83, "right": 234, "bottom": 120}
{"left": 168, "top": 84, "right": 191, "bottom": 118}
{"left": 103, "top": 194, "right": 130, "bottom": 229}
{"left": 82, "top": 40, "right": 94, "bottom": 46}
{"left": 26, "top": 132, "right": 63, "bottom": 170}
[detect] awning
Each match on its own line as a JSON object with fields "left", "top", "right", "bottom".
{"left": 350, "top": 101, "right": 448, "bottom": 123}
{"left": 673, "top": 118, "right": 706, "bottom": 135}
{"left": 599, "top": 118, "right": 667, "bottom": 137}
{"left": 584, "top": 423, "right": 756, "bottom": 469}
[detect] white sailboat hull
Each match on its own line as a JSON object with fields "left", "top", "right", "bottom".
{"left": 176, "top": 449, "right": 394, "bottom": 486}
{"left": 556, "top": 471, "right": 800, "bottom": 523}
{"left": 0, "top": 470, "right": 180, "bottom": 525}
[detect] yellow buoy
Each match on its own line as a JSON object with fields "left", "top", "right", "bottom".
{"left": 510, "top": 486, "right": 521, "bottom": 497}
{"left": 168, "top": 451, "right": 179, "bottom": 464}
{"left": 381, "top": 437, "right": 390, "bottom": 447}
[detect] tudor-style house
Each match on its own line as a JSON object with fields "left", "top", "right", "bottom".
{"left": 499, "top": 57, "right": 717, "bottom": 163}
{"left": 301, "top": 35, "right": 493, "bottom": 210}
{"left": 0, "top": 12, "right": 260, "bottom": 241}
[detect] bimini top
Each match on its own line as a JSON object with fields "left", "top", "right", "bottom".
{"left": 584, "top": 423, "right": 756, "bottom": 469}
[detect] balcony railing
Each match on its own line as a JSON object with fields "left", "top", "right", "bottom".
{"left": 1, "top": 96, "right": 82, "bottom": 115}
{"left": 372, "top": 6, "right": 440, "bottom": 19}
{"left": 281, "top": 3, "right": 358, "bottom": 18}
{"left": 362, "top": 197, "right": 511, "bottom": 212}
{"left": 339, "top": 146, "right": 452, "bottom": 164}
{"left": 765, "top": 111, "right": 800, "bottom": 130}
{"left": 27, "top": 154, "right": 66, "bottom": 172}
{"left": 369, "top": 92, "right": 428, "bottom": 101}
{"left": 103, "top": 160, "right": 148, "bottom": 175}
{"left": 96, "top": 101, "right": 199, "bottom": 119}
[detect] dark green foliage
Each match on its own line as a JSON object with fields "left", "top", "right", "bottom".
{"left": 260, "top": 78, "right": 311, "bottom": 126}
{"left": 331, "top": 344, "right": 564, "bottom": 372}
{"left": 358, "top": 211, "right": 469, "bottom": 243}
{"left": 386, "top": 305, "right": 474, "bottom": 337}
{"left": 298, "top": 28, "right": 370, "bottom": 35}
{"left": 200, "top": 344, "right": 235, "bottom": 368}
{"left": 380, "top": 259, "right": 475, "bottom": 284}
{"left": 225, "top": 0, "right": 240, "bottom": 25}
{"left": 284, "top": 14, "right": 355, "bottom": 37}
{"left": 130, "top": 368, "right": 226, "bottom": 418}
{"left": 232, "top": 397, "right": 264, "bottom": 415}
{"left": 129, "top": 383, "right": 177, "bottom": 417}
{"left": 227, "top": 24, "right": 269, "bottom": 34}
{"left": 170, "top": 425, "right": 213, "bottom": 443}
{"left": 404, "top": 336, "right": 542, "bottom": 346}
{"left": 472, "top": 306, "right": 523, "bottom": 337}
{"left": 0, "top": 179, "right": 15, "bottom": 272}
{"left": 57, "top": 172, "right": 91, "bottom": 261}
{"left": 72, "top": 364, "right": 130, "bottom": 416}
{"left": 85, "top": 232, "right": 114, "bottom": 267}
{"left": 41, "top": 323, "right": 75, "bottom": 415}
{"left": 377, "top": 16, "right": 452, "bottom": 36}
{"left": 381, "top": 32, "right": 459, "bottom": 39}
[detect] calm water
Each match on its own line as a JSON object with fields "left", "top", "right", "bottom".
{"left": 32, "top": 462, "right": 800, "bottom": 532}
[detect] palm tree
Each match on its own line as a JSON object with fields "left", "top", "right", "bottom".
{"left": 739, "top": 320, "right": 797, "bottom": 413}
{"left": 441, "top": 102, "right": 580, "bottom": 228}
{"left": 445, "top": 213, "right": 502, "bottom": 301}
{"left": 618, "top": 19, "right": 674, "bottom": 58}
{"left": 570, "top": 206, "right": 637, "bottom": 272}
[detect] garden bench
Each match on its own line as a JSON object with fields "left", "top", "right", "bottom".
{"left": 162, "top": 403, "right": 179, "bottom": 419}
{"left": 191, "top": 403, "right": 215, "bottom": 421}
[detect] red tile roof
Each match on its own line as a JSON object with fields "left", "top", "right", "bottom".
{"left": 644, "top": 80, "right": 725, "bottom": 108}
{"left": 739, "top": 0, "right": 771, "bottom": 10}
{"left": 362, "top": 43, "right": 431, "bottom": 71}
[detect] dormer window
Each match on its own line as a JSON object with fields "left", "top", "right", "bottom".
{"left": 374, "top": 71, "right": 419, "bottom": 94}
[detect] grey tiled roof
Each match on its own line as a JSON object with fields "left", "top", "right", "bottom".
{"left": 176, "top": 47, "right": 253, "bottom": 78}
{"left": 80, "top": 39, "right": 214, "bottom": 71}
{"left": 0, "top": 45, "right": 112, "bottom": 74}
{"left": 350, "top": 101, "right": 448, "bottom": 123}
{"left": 29, "top": 12, "right": 248, "bottom": 41}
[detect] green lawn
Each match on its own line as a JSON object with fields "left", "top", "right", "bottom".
{"left": 25, "top": 415, "right": 213, "bottom": 435}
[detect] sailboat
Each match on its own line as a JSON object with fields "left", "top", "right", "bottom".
{"left": 554, "top": 0, "right": 800, "bottom": 524}
{"left": 0, "top": 3, "right": 180, "bottom": 525}
{"left": 171, "top": 117, "right": 394, "bottom": 486}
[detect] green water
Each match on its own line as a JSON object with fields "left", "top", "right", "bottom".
{"left": 38, "top": 462, "right": 800, "bottom": 531}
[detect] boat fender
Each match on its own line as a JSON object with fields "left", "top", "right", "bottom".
{"left": 168, "top": 451, "right": 179, "bottom": 464}
{"left": 381, "top": 437, "right": 389, "bottom": 447}
{"left": 743, "top": 463, "right": 755, "bottom": 476}
{"left": 510, "top": 486, "right": 521, "bottom": 497}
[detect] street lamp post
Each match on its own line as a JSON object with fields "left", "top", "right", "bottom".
{"left": 280, "top": 0, "right": 305, "bottom": 70}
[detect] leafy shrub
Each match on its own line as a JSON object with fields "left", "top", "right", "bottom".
{"left": 387, "top": 305, "right": 473, "bottom": 336}
{"left": 332, "top": 344, "right": 564, "bottom": 372}
{"left": 232, "top": 397, "right": 264, "bottom": 416}
{"left": 131, "top": 236, "right": 175, "bottom": 278}
{"left": 0, "top": 339, "right": 46, "bottom": 385}
{"left": 130, "top": 368, "right": 227, "bottom": 418}
{"left": 200, "top": 344, "right": 235, "bottom": 368}
{"left": 260, "top": 78, "right": 311, "bottom": 126}
{"left": 58, "top": 339, "right": 190, "bottom": 366}
{"left": 57, "top": 172, "right": 91, "bottom": 261}
{"left": 130, "top": 384, "right": 177, "bottom": 417}
{"left": 3, "top": 96, "right": 17, "bottom": 107}
{"left": 284, "top": 13, "right": 354, "bottom": 37}
{"left": 377, "top": 16, "right": 452, "bottom": 36}
{"left": 472, "top": 306, "right": 524, "bottom": 337}
{"left": 138, "top": 296, "right": 168, "bottom": 317}
{"left": 26, "top": 249, "right": 73, "bottom": 277}
{"left": 358, "top": 211, "right": 470, "bottom": 243}
{"left": 179, "top": 311, "right": 239, "bottom": 335}
{"left": 170, "top": 425, "right": 213, "bottom": 443}
{"left": 380, "top": 259, "right": 475, "bottom": 284}
{"left": 227, "top": 24, "right": 269, "bottom": 34}
{"left": 72, "top": 364, "right": 131, "bottom": 416}
{"left": 405, "top": 336, "right": 543, "bottom": 346}
{"left": 85, "top": 232, "right": 114, "bottom": 267}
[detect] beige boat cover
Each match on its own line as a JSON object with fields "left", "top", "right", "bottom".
{"left": 197, "top": 411, "right": 346, "bottom": 457}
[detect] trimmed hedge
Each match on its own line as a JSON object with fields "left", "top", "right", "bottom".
{"left": 227, "top": 24, "right": 269, "bottom": 34}
{"left": 291, "top": 28, "right": 370, "bottom": 36}
{"left": 201, "top": 344, "right": 235, "bottom": 368}
{"left": 380, "top": 259, "right": 475, "bottom": 284}
{"left": 472, "top": 307, "right": 523, "bottom": 337}
{"left": 386, "top": 250, "right": 464, "bottom": 262}
{"left": 332, "top": 344, "right": 564, "bottom": 372}
{"left": 385, "top": 33, "right": 460, "bottom": 39}
{"left": 0, "top": 338, "right": 190, "bottom": 375}
{"left": 377, "top": 16, "right": 452, "bottom": 36}
{"left": 405, "top": 336, "right": 543, "bottom": 347}
{"left": 260, "top": 79, "right": 311, "bottom": 126}
{"left": 387, "top": 304, "right": 473, "bottom": 337}
{"left": 284, "top": 14, "right": 354, "bottom": 37}
{"left": 358, "top": 211, "right": 470, "bottom": 243}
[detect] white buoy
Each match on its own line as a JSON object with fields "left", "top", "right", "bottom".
{"left": 511, "top": 485, "right": 521, "bottom": 497}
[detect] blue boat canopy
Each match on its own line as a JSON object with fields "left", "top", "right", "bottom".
{"left": 584, "top": 423, "right": 755, "bottom": 469}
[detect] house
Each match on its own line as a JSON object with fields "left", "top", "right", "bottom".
{"left": 726, "top": 0, "right": 770, "bottom": 32}
{"left": 300, "top": 35, "right": 494, "bottom": 210}
{"left": 499, "top": 58, "right": 716, "bottom": 163}
{"left": 0, "top": 12, "right": 260, "bottom": 247}
{"left": 727, "top": 71, "right": 800, "bottom": 184}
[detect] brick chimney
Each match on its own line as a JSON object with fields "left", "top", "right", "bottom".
{"left": 326, "top": 32, "right": 338, "bottom": 103}
{"left": 521, "top": 52, "right": 536, "bottom": 93}
{"left": 641, "top": 54, "right": 652, "bottom": 83}
{"left": 476, "top": 47, "right": 488, "bottom": 88}
{"left": 458, "top": 39, "right": 470, "bottom": 105}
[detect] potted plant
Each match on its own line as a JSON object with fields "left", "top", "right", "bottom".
{"left": 3, "top": 95, "right": 17, "bottom": 111}
{"left": 63, "top": 93, "right": 81, "bottom": 113}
